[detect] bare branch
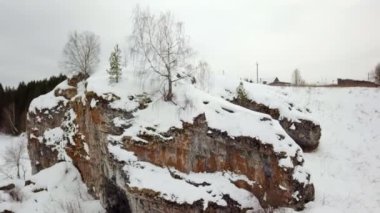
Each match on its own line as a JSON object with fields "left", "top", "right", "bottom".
{"left": 129, "top": 7, "right": 194, "bottom": 101}
{"left": 62, "top": 31, "right": 100, "bottom": 75}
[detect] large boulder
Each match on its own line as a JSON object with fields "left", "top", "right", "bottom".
{"left": 232, "top": 98, "right": 321, "bottom": 152}
{"left": 27, "top": 74, "right": 315, "bottom": 212}
{"left": 210, "top": 76, "right": 321, "bottom": 152}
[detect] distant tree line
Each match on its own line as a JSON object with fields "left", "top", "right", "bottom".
{"left": 0, "top": 74, "right": 66, "bottom": 135}
{"left": 374, "top": 63, "right": 380, "bottom": 84}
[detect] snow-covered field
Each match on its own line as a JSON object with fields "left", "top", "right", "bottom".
{"left": 275, "top": 86, "right": 380, "bottom": 213}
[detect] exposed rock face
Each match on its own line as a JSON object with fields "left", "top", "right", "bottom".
{"left": 27, "top": 75, "right": 315, "bottom": 212}
{"left": 232, "top": 98, "right": 321, "bottom": 152}
{"left": 122, "top": 114, "right": 314, "bottom": 209}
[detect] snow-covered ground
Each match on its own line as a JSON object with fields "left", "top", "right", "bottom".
{"left": 206, "top": 75, "right": 380, "bottom": 212}
{"left": 0, "top": 134, "right": 104, "bottom": 213}
{"left": 0, "top": 133, "right": 31, "bottom": 180}
{"left": 2, "top": 81, "right": 380, "bottom": 212}
{"left": 274, "top": 86, "right": 380, "bottom": 213}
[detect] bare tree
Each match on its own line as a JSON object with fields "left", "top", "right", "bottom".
{"left": 291, "top": 69, "right": 305, "bottom": 86}
{"left": 129, "top": 7, "right": 193, "bottom": 101}
{"left": 62, "top": 31, "right": 101, "bottom": 75}
{"left": 374, "top": 63, "right": 380, "bottom": 84}
{"left": 0, "top": 140, "right": 27, "bottom": 179}
{"left": 2, "top": 102, "right": 19, "bottom": 135}
{"left": 195, "top": 60, "right": 211, "bottom": 90}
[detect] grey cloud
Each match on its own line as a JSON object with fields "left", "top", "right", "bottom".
{"left": 0, "top": 0, "right": 379, "bottom": 86}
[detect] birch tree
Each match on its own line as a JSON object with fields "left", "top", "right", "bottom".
{"left": 291, "top": 69, "right": 305, "bottom": 86}
{"left": 129, "top": 7, "right": 193, "bottom": 101}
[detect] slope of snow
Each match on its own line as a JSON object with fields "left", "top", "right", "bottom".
{"left": 273, "top": 87, "right": 380, "bottom": 213}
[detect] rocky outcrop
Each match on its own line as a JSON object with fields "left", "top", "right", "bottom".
{"left": 26, "top": 74, "right": 315, "bottom": 212}
{"left": 279, "top": 118, "right": 321, "bottom": 152}
{"left": 120, "top": 114, "right": 314, "bottom": 209}
{"left": 231, "top": 98, "right": 321, "bottom": 152}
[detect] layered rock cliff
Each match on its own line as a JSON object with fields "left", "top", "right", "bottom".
{"left": 208, "top": 76, "right": 321, "bottom": 152}
{"left": 26, "top": 72, "right": 315, "bottom": 212}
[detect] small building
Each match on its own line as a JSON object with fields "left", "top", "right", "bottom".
{"left": 337, "top": 79, "right": 379, "bottom": 87}
{"left": 269, "top": 77, "right": 291, "bottom": 86}
{"left": 260, "top": 77, "right": 276, "bottom": 85}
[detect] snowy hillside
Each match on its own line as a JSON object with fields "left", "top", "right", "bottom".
{"left": 199, "top": 74, "right": 380, "bottom": 212}
{"left": 273, "top": 87, "right": 380, "bottom": 213}
{"left": 2, "top": 72, "right": 379, "bottom": 212}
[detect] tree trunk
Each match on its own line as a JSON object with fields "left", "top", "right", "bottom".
{"left": 165, "top": 66, "right": 173, "bottom": 101}
{"left": 165, "top": 77, "right": 173, "bottom": 101}
{"left": 17, "top": 163, "right": 20, "bottom": 179}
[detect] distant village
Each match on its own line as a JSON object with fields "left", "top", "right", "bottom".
{"left": 244, "top": 76, "right": 379, "bottom": 87}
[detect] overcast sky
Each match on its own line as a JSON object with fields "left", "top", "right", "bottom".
{"left": 1, "top": 0, "right": 379, "bottom": 87}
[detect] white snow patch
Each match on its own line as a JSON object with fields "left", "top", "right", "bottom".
{"left": 90, "top": 99, "right": 98, "bottom": 108}
{"left": 43, "top": 127, "right": 64, "bottom": 146}
{"left": 28, "top": 81, "right": 71, "bottom": 114}
{"left": 290, "top": 124, "right": 296, "bottom": 130}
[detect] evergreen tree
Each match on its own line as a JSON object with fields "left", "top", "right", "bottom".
{"left": 107, "top": 44, "right": 122, "bottom": 83}
{"left": 236, "top": 82, "right": 249, "bottom": 105}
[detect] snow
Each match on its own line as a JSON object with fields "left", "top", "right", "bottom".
{"left": 290, "top": 123, "right": 296, "bottom": 130}
{"left": 274, "top": 87, "right": 380, "bottom": 213}
{"left": 108, "top": 143, "right": 263, "bottom": 210}
{"left": 43, "top": 127, "right": 65, "bottom": 146}
{"left": 28, "top": 81, "right": 71, "bottom": 114}
{"left": 90, "top": 99, "right": 98, "bottom": 108}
